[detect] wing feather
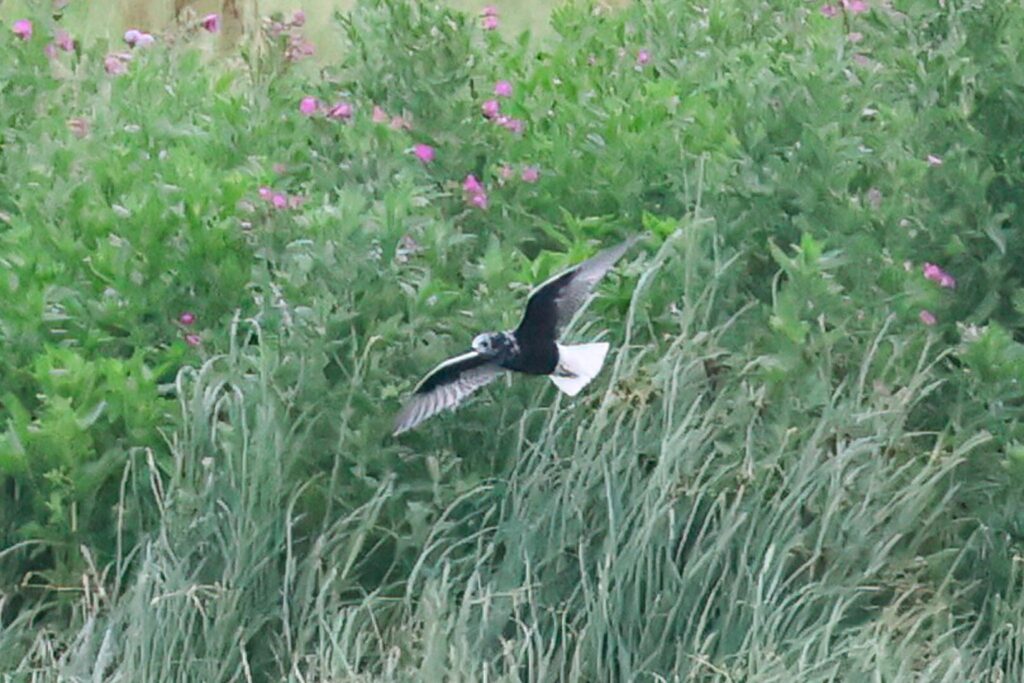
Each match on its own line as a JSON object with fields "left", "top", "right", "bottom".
{"left": 515, "top": 237, "right": 637, "bottom": 342}
{"left": 393, "top": 351, "right": 504, "bottom": 435}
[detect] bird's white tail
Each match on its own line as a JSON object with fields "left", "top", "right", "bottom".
{"left": 549, "top": 342, "right": 610, "bottom": 396}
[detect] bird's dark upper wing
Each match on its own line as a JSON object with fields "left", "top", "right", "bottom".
{"left": 514, "top": 237, "right": 636, "bottom": 343}
{"left": 393, "top": 351, "right": 505, "bottom": 435}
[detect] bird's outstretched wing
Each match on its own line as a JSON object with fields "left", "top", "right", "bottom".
{"left": 393, "top": 351, "right": 505, "bottom": 435}
{"left": 514, "top": 237, "right": 637, "bottom": 343}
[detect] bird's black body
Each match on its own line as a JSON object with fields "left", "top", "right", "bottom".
{"left": 393, "top": 237, "right": 637, "bottom": 435}
{"left": 501, "top": 336, "right": 558, "bottom": 375}
{"left": 471, "top": 331, "right": 558, "bottom": 376}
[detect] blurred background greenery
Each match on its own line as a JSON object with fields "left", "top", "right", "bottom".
{"left": 0, "top": 0, "right": 621, "bottom": 55}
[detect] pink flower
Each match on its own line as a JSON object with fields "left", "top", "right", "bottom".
{"left": 67, "top": 117, "right": 90, "bottom": 139}
{"left": 185, "top": 333, "right": 202, "bottom": 347}
{"left": 412, "top": 143, "right": 435, "bottom": 164}
{"left": 481, "top": 99, "right": 501, "bottom": 119}
{"left": 847, "top": 31, "right": 864, "bottom": 43}
{"left": 327, "top": 101, "right": 353, "bottom": 120}
{"left": 258, "top": 186, "right": 272, "bottom": 200}
{"left": 499, "top": 164, "right": 515, "bottom": 181}
{"left": 12, "top": 19, "right": 32, "bottom": 41}
{"left": 201, "top": 13, "right": 220, "bottom": 33}
{"left": 463, "top": 175, "right": 489, "bottom": 210}
{"left": 820, "top": 4, "right": 838, "bottom": 17}
{"left": 44, "top": 43, "right": 58, "bottom": 59}
{"left": 927, "top": 154, "right": 943, "bottom": 167}
{"left": 372, "top": 105, "right": 388, "bottom": 123}
{"left": 54, "top": 29, "right": 74, "bottom": 52}
{"left": 283, "top": 34, "right": 316, "bottom": 62}
{"left": 179, "top": 312, "right": 196, "bottom": 325}
{"left": 123, "top": 29, "right": 142, "bottom": 46}
{"left": 842, "top": 0, "right": 869, "bottom": 13}
{"left": 292, "top": 10, "right": 306, "bottom": 27}
{"left": 500, "top": 117, "right": 525, "bottom": 134}
{"left": 480, "top": 8, "right": 499, "bottom": 31}
{"left": 919, "top": 310, "right": 937, "bottom": 326}
{"left": 923, "top": 262, "right": 956, "bottom": 289}
{"left": 636, "top": 50, "right": 651, "bottom": 66}
{"left": 521, "top": 166, "right": 540, "bottom": 183}
{"left": 494, "top": 80, "right": 513, "bottom": 97}
{"left": 271, "top": 193, "right": 288, "bottom": 209}
{"left": 104, "top": 54, "right": 128, "bottom": 75}
{"left": 299, "top": 96, "right": 319, "bottom": 115}
{"left": 463, "top": 174, "right": 484, "bottom": 195}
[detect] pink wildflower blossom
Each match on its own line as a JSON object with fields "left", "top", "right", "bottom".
{"left": 499, "top": 117, "right": 525, "bottom": 134}
{"left": 185, "top": 333, "right": 202, "bottom": 347}
{"left": 843, "top": 0, "right": 869, "bottom": 13}
{"left": 372, "top": 105, "right": 388, "bottom": 123}
{"left": 521, "top": 166, "right": 540, "bottom": 183}
{"left": 481, "top": 99, "right": 501, "bottom": 119}
{"left": 923, "top": 262, "right": 956, "bottom": 289}
{"left": 201, "top": 14, "right": 220, "bottom": 33}
{"left": 820, "top": 4, "right": 838, "bottom": 18}
{"left": 636, "top": 50, "right": 651, "bottom": 66}
{"left": 327, "top": 101, "right": 353, "bottom": 120}
{"left": 67, "top": 117, "right": 90, "bottom": 139}
{"left": 54, "top": 29, "right": 74, "bottom": 52}
{"left": 927, "top": 154, "right": 943, "bottom": 167}
{"left": 179, "top": 312, "right": 196, "bottom": 325}
{"left": 299, "top": 97, "right": 319, "bottom": 115}
{"left": 463, "top": 175, "right": 484, "bottom": 195}
{"left": 412, "top": 144, "right": 435, "bottom": 164}
{"left": 258, "top": 187, "right": 272, "bottom": 200}
{"left": 12, "top": 19, "right": 32, "bottom": 41}
{"left": 919, "top": 310, "right": 937, "bottom": 326}
{"left": 480, "top": 7, "right": 499, "bottom": 31}
{"left": 494, "top": 80, "right": 513, "bottom": 97}
{"left": 104, "top": 54, "right": 129, "bottom": 75}
{"left": 463, "top": 175, "right": 489, "bottom": 210}
{"left": 293, "top": 10, "right": 306, "bottom": 27}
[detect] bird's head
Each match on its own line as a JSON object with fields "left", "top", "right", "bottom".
{"left": 472, "top": 332, "right": 512, "bottom": 357}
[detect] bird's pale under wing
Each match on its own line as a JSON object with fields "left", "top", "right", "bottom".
{"left": 393, "top": 351, "right": 505, "bottom": 435}
{"left": 515, "top": 236, "right": 637, "bottom": 342}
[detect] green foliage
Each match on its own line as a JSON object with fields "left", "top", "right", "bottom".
{"left": 2, "top": 0, "right": 1024, "bottom": 679}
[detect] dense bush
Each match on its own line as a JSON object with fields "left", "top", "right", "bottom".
{"left": 2, "top": 0, "right": 1024, "bottom": 679}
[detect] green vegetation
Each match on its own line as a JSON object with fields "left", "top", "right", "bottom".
{"left": 2, "top": 0, "right": 1024, "bottom": 679}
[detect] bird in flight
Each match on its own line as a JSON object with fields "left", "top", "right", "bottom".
{"left": 393, "top": 237, "right": 637, "bottom": 435}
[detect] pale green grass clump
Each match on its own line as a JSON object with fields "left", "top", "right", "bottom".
{"left": 5, "top": 225, "right": 1023, "bottom": 681}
